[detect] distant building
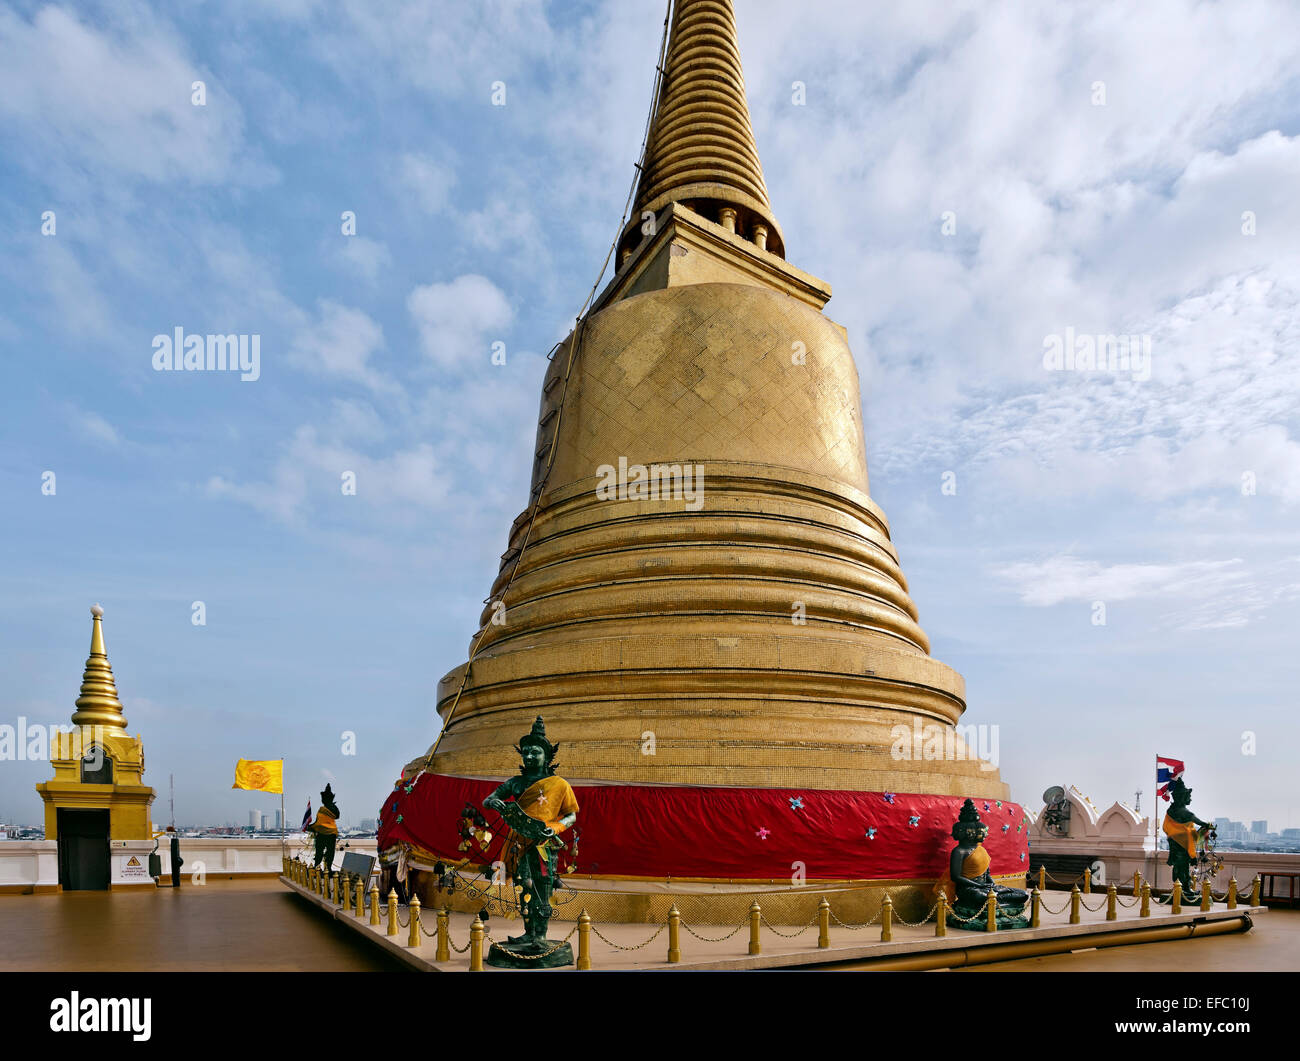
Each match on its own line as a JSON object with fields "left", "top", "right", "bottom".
{"left": 1282, "top": 828, "right": 1300, "bottom": 839}
{"left": 1251, "top": 820, "right": 1267, "bottom": 835}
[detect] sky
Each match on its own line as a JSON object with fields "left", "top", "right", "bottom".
{"left": 1, "top": 0, "right": 1298, "bottom": 831}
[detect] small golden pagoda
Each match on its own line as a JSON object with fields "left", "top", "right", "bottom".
{"left": 37, "top": 605, "right": 155, "bottom": 888}
{"left": 386, "top": 0, "right": 1025, "bottom": 915}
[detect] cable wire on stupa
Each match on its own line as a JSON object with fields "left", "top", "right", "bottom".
{"left": 420, "top": 0, "right": 675, "bottom": 772}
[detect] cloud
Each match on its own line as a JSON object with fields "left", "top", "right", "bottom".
{"left": 333, "top": 236, "right": 392, "bottom": 283}
{"left": 288, "top": 300, "right": 391, "bottom": 392}
{"left": 207, "top": 424, "right": 448, "bottom": 524}
{"left": 407, "top": 274, "right": 514, "bottom": 372}
{"left": 394, "top": 152, "right": 457, "bottom": 215}
{"left": 0, "top": 5, "right": 264, "bottom": 185}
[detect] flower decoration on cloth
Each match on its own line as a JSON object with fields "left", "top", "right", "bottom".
{"left": 882, "top": 793, "right": 896, "bottom": 805}
{"left": 789, "top": 796, "right": 804, "bottom": 810}
{"left": 1001, "top": 823, "right": 1010, "bottom": 832}
{"left": 908, "top": 815, "right": 920, "bottom": 827}
{"left": 403, "top": 783, "right": 414, "bottom": 794}
{"left": 1020, "top": 852, "right": 1026, "bottom": 862}
{"left": 983, "top": 801, "right": 990, "bottom": 811}
{"left": 396, "top": 814, "right": 403, "bottom": 823}
{"left": 756, "top": 826, "right": 771, "bottom": 840}
{"left": 865, "top": 826, "right": 877, "bottom": 840}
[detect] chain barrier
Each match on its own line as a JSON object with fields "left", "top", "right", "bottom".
{"left": 828, "top": 906, "right": 883, "bottom": 929}
{"left": 1040, "top": 868, "right": 1088, "bottom": 887}
{"left": 759, "top": 914, "right": 818, "bottom": 939}
{"left": 1115, "top": 894, "right": 1142, "bottom": 908}
{"left": 482, "top": 925, "right": 578, "bottom": 962}
{"left": 1078, "top": 894, "right": 1108, "bottom": 913}
{"left": 589, "top": 922, "right": 667, "bottom": 952}
{"left": 893, "top": 902, "right": 940, "bottom": 928}
{"left": 679, "top": 920, "right": 747, "bottom": 943}
{"left": 1037, "top": 894, "right": 1071, "bottom": 915}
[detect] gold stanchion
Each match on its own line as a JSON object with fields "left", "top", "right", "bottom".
{"left": 748, "top": 901, "right": 761, "bottom": 955}
{"left": 354, "top": 878, "right": 365, "bottom": 918}
{"left": 1200, "top": 879, "right": 1212, "bottom": 912}
{"left": 1106, "top": 883, "right": 1117, "bottom": 921}
{"left": 1171, "top": 881, "right": 1182, "bottom": 914}
{"left": 370, "top": 883, "right": 381, "bottom": 925}
{"left": 936, "top": 892, "right": 948, "bottom": 936}
{"left": 1251, "top": 875, "right": 1261, "bottom": 908}
{"left": 667, "top": 905, "right": 681, "bottom": 963}
{"left": 818, "top": 897, "right": 831, "bottom": 947}
{"left": 881, "top": 895, "right": 894, "bottom": 942}
{"left": 469, "top": 916, "right": 484, "bottom": 971}
{"left": 1082, "top": 870, "right": 1091, "bottom": 895}
{"left": 1037, "top": 865, "right": 1045, "bottom": 892}
{"left": 1227, "top": 878, "right": 1238, "bottom": 910}
{"left": 1133, "top": 870, "right": 1141, "bottom": 897}
{"left": 1029, "top": 888, "right": 1040, "bottom": 928}
{"left": 387, "top": 889, "right": 399, "bottom": 936}
{"left": 1141, "top": 881, "right": 1151, "bottom": 917}
{"left": 435, "top": 908, "right": 450, "bottom": 962}
{"left": 1069, "top": 884, "right": 1081, "bottom": 924}
{"left": 578, "top": 910, "right": 592, "bottom": 970}
{"left": 984, "top": 891, "right": 996, "bottom": 933}
{"left": 407, "top": 894, "right": 421, "bottom": 948}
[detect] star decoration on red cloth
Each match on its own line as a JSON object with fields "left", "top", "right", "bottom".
{"left": 882, "top": 793, "right": 896, "bottom": 804}
{"left": 756, "top": 826, "right": 771, "bottom": 840}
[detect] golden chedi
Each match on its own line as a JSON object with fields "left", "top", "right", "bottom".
{"left": 384, "top": 0, "right": 1026, "bottom": 914}
{"left": 36, "top": 605, "right": 156, "bottom": 890}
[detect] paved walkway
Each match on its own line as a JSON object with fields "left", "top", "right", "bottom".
{"left": 963, "top": 906, "right": 1300, "bottom": 972}
{"left": 0, "top": 878, "right": 408, "bottom": 971}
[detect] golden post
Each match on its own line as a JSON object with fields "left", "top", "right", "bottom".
{"left": 1200, "top": 879, "right": 1212, "bottom": 912}
{"left": 1106, "top": 883, "right": 1117, "bottom": 921}
{"left": 1227, "top": 878, "right": 1238, "bottom": 910}
{"left": 370, "top": 883, "right": 381, "bottom": 925}
{"left": 469, "top": 916, "right": 484, "bottom": 972}
{"left": 407, "top": 894, "right": 421, "bottom": 948}
{"left": 578, "top": 910, "right": 593, "bottom": 970}
{"left": 1037, "top": 864, "right": 1045, "bottom": 892}
{"left": 984, "top": 891, "right": 996, "bottom": 932}
{"left": 667, "top": 904, "right": 681, "bottom": 963}
{"left": 1141, "top": 882, "right": 1151, "bottom": 917}
{"left": 936, "top": 891, "right": 949, "bottom": 936}
{"left": 1069, "top": 884, "right": 1081, "bottom": 924}
{"left": 387, "top": 888, "right": 399, "bottom": 936}
{"left": 435, "top": 908, "right": 450, "bottom": 962}
{"left": 1029, "top": 888, "right": 1040, "bottom": 929}
{"left": 881, "top": 894, "right": 894, "bottom": 942}
{"left": 748, "top": 900, "right": 761, "bottom": 955}
{"left": 817, "top": 897, "right": 830, "bottom": 948}
{"left": 1251, "top": 875, "right": 1261, "bottom": 908}
{"left": 1133, "top": 870, "right": 1141, "bottom": 897}
{"left": 1171, "top": 880, "right": 1182, "bottom": 914}
{"left": 1082, "top": 869, "right": 1091, "bottom": 894}
{"left": 354, "top": 878, "right": 365, "bottom": 918}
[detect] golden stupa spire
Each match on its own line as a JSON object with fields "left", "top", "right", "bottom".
{"left": 623, "top": 0, "right": 785, "bottom": 259}
{"left": 71, "top": 604, "right": 128, "bottom": 731}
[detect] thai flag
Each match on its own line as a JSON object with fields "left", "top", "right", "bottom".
{"left": 1156, "top": 756, "right": 1185, "bottom": 801}
{"left": 300, "top": 800, "right": 312, "bottom": 830}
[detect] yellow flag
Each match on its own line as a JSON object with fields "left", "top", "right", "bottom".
{"left": 232, "top": 759, "right": 283, "bottom": 794}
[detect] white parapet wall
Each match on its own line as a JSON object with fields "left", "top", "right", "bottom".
{"left": 1027, "top": 786, "right": 1300, "bottom": 894}
{"left": 0, "top": 836, "right": 379, "bottom": 892}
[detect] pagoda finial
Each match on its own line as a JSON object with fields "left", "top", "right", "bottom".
{"left": 621, "top": 0, "right": 785, "bottom": 260}
{"left": 71, "top": 604, "right": 128, "bottom": 731}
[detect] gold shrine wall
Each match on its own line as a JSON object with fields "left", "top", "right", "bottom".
{"left": 417, "top": 267, "right": 1008, "bottom": 801}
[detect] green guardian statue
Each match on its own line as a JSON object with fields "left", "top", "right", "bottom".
{"left": 482, "top": 718, "right": 579, "bottom": 968}
{"left": 939, "top": 798, "right": 1029, "bottom": 930}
